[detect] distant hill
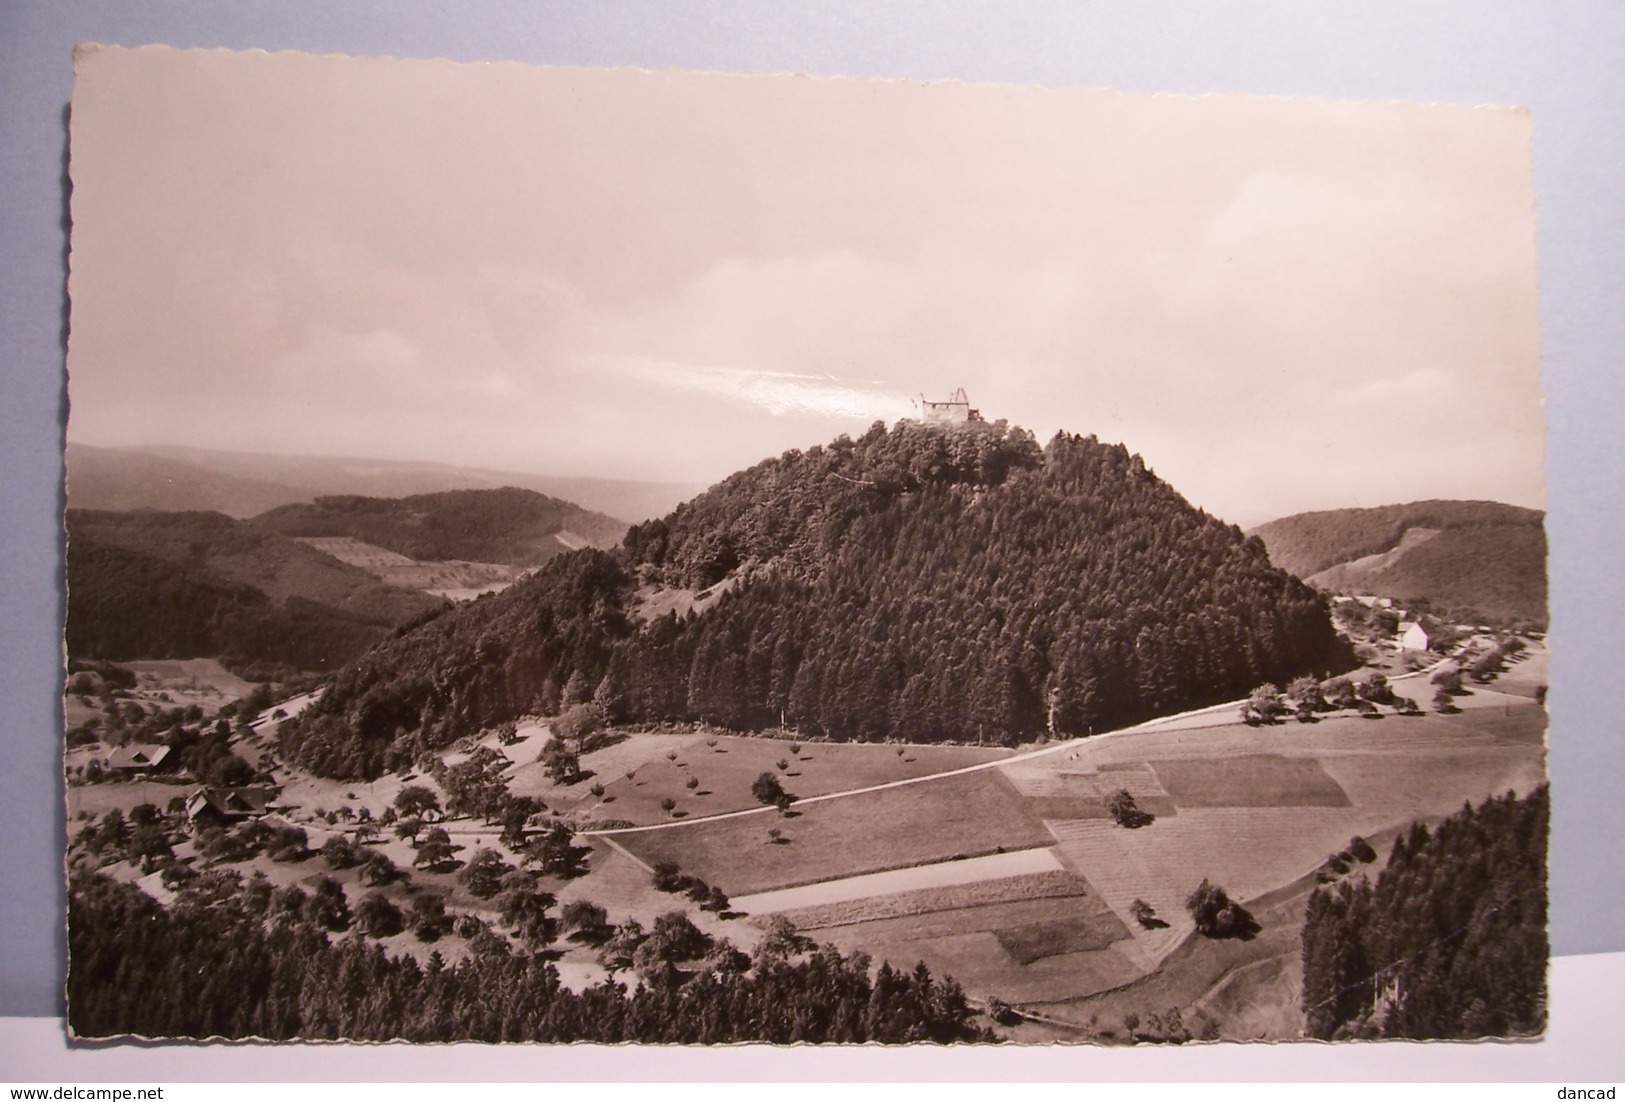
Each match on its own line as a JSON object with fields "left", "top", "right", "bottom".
{"left": 66, "top": 509, "right": 445, "bottom": 673}
{"left": 281, "top": 421, "right": 1354, "bottom": 778}
{"left": 65, "top": 443, "right": 705, "bottom": 524}
{"left": 1248, "top": 500, "right": 1547, "bottom": 626}
{"left": 253, "top": 487, "right": 627, "bottom": 567}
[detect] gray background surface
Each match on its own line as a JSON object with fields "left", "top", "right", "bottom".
{"left": 2, "top": 1, "right": 1620, "bottom": 1020}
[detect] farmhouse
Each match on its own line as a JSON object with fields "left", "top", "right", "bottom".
{"left": 105, "top": 743, "right": 171, "bottom": 775}
{"left": 186, "top": 785, "right": 274, "bottom": 831}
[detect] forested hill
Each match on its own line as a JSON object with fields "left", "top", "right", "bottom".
{"left": 253, "top": 487, "right": 628, "bottom": 566}
{"left": 1248, "top": 501, "right": 1547, "bottom": 626}
{"left": 281, "top": 421, "right": 1353, "bottom": 779}
{"left": 1302, "top": 785, "right": 1548, "bottom": 1040}
{"left": 66, "top": 510, "right": 444, "bottom": 674}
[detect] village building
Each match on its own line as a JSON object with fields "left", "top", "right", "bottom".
{"left": 185, "top": 785, "right": 274, "bottom": 831}
{"left": 1397, "top": 620, "right": 1432, "bottom": 652}
{"left": 105, "top": 743, "right": 171, "bottom": 775}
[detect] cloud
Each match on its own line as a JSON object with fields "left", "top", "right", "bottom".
{"left": 590, "top": 356, "right": 913, "bottom": 422}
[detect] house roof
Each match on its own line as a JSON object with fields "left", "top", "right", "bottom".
{"left": 186, "top": 786, "right": 273, "bottom": 818}
{"left": 107, "top": 743, "right": 171, "bottom": 769}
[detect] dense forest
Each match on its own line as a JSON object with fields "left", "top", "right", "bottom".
{"left": 281, "top": 421, "right": 1351, "bottom": 778}
{"left": 66, "top": 510, "right": 444, "bottom": 674}
{"left": 1249, "top": 500, "right": 1547, "bottom": 626}
{"left": 68, "top": 872, "right": 989, "bottom": 1043}
{"left": 1301, "top": 785, "right": 1548, "bottom": 1040}
{"left": 254, "top": 487, "right": 628, "bottom": 565}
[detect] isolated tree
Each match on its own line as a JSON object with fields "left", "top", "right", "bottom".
{"left": 320, "top": 834, "right": 362, "bottom": 870}
{"left": 560, "top": 900, "right": 610, "bottom": 941}
{"left": 752, "top": 771, "right": 796, "bottom": 813}
{"left": 357, "top": 850, "right": 401, "bottom": 887}
{"left": 540, "top": 741, "right": 581, "bottom": 786}
{"left": 394, "top": 785, "right": 441, "bottom": 820}
{"left": 1106, "top": 787, "right": 1153, "bottom": 829}
{"left": 1129, "top": 898, "right": 1162, "bottom": 929}
{"left": 497, "top": 886, "right": 558, "bottom": 950}
{"left": 409, "top": 893, "right": 451, "bottom": 942}
{"left": 659, "top": 796, "right": 677, "bottom": 814}
{"left": 524, "top": 821, "right": 589, "bottom": 878}
{"left": 650, "top": 861, "right": 686, "bottom": 893}
{"left": 413, "top": 826, "right": 459, "bottom": 872}
{"left": 1287, "top": 676, "right": 1325, "bottom": 713}
{"left": 307, "top": 876, "right": 351, "bottom": 932}
{"left": 650, "top": 910, "right": 712, "bottom": 962}
{"left": 459, "top": 847, "right": 513, "bottom": 899}
{"left": 1186, "top": 878, "right": 1257, "bottom": 939}
{"left": 1247, "top": 683, "right": 1285, "bottom": 723}
{"left": 1431, "top": 668, "right": 1464, "bottom": 695}
{"left": 704, "top": 938, "right": 751, "bottom": 976}
{"left": 1323, "top": 677, "right": 1358, "bottom": 710}
{"left": 499, "top": 795, "right": 544, "bottom": 849}
{"left": 1358, "top": 674, "right": 1394, "bottom": 704}
{"left": 596, "top": 919, "right": 646, "bottom": 975}
{"left": 356, "top": 891, "right": 403, "bottom": 938}
{"left": 753, "top": 915, "right": 813, "bottom": 965}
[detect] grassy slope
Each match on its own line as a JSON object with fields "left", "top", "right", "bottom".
{"left": 598, "top": 659, "right": 1545, "bottom": 1031}
{"left": 614, "top": 768, "right": 1054, "bottom": 896}
{"left": 517, "top": 733, "right": 1015, "bottom": 827}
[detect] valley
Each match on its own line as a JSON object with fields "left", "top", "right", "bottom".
{"left": 61, "top": 425, "right": 1550, "bottom": 1044}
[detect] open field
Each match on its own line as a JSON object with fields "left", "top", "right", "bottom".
{"left": 296, "top": 535, "right": 519, "bottom": 595}
{"left": 733, "top": 846, "right": 1065, "bottom": 916}
{"left": 121, "top": 658, "right": 256, "bottom": 715}
{"left": 769, "top": 868, "right": 1100, "bottom": 930}
{"left": 599, "top": 678, "right": 1544, "bottom": 1032}
{"left": 614, "top": 768, "right": 1053, "bottom": 895}
{"left": 1025, "top": 874, "right": 1317, "bottom": 1035}
{"left": 510, "top": 730, "right": 1014, "bottom": 827}
{"left": 1147, "top": 754, "right": 1350, "bottom": 808}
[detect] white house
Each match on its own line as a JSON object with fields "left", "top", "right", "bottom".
{"left": 1398, "top": 620, "right": 1431, "bottom": 652}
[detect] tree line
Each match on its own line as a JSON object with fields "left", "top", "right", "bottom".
{"left": 68, "top": 871, "right": 990, "bottom": 1044}
{"left": 1300, "top": 785, "right": 1548, "bottom": 1040}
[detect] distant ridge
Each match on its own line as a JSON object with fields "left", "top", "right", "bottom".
{"left": 65, "top": 443, "right": 705, "bottom": 525}
{"left": 1249, "top": 499, "right": 1547, "bottom": 626}
{"left": 253, "top": 487, "right": 627, "bottom": 567}
{"left": 66, "top": 508, "right": 445, "bottom": 673}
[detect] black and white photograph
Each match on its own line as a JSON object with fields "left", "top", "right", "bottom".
{"left": 59, "top": 44, "right": 1548, "bottom": 1046}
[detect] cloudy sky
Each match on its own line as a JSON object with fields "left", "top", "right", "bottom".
{"left": 66, "top": 47, "right": 1543, "bottom": 526}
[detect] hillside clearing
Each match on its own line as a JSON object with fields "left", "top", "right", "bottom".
{"left": 614, "top": 768, "right": 1052, "bottom": 896}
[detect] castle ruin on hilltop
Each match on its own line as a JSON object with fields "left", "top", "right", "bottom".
{"left": 918, "top": 387, "right": 984, "bottom": 425}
